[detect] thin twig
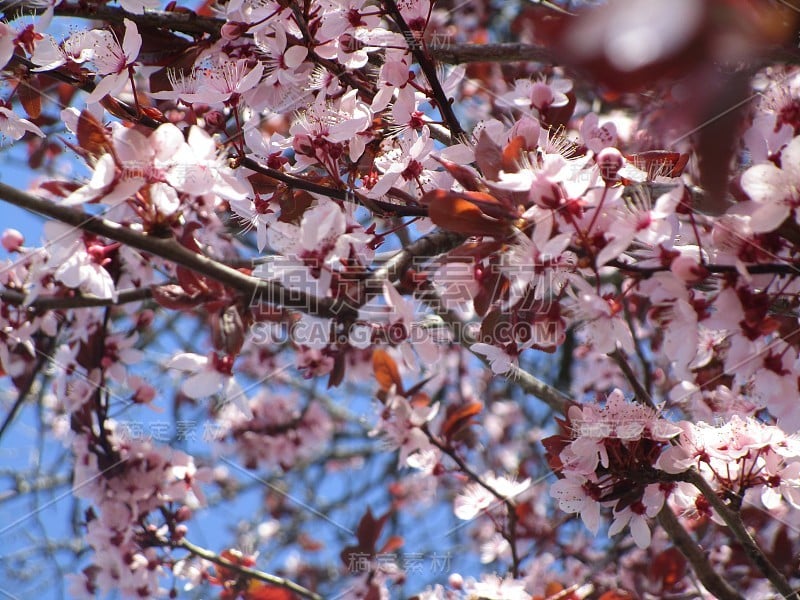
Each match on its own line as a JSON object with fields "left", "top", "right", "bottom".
{"left": 423, "top": 426, "right": 522, "bottom": 576}
{"left": 176, "top": 538, "right": 323, "bottom": 600}
{"left": 240, "top": 157, "right": 429, "bottom": 217}
{"left": 683, "top": 470, "right": 800, "bottom": 600}
{"left": 609, "top": 349, "right": 654, "bottom": 408}
{"left": 381, "top": 0, "right": 465, "bottom": 139}
{"left": 0, "top": 337, "right": 54, "bottom": 445}
{"left": 51, "top": 4, "right": 225, "bottom": 36}
{"left": 417, "top": 282, "right": 570, "bottom": 414}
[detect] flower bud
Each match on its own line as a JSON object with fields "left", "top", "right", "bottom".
{"left": 203, "top": 110, "right": 226, "bottom": 134}
{"left": 510, "top": 116, "right": 540, "bottom": 150}
{"left": 448, "top": 573, "right": 464, "bottom": 589}
{"left": 220, "top": 21, "right": 248, "bottom": 41}
{"left": 530, "top": 81, "right": 554, "bottom": 110}
{"left": 596, "top": 147, "right": 624, "bottom": 182}
{"left": 175, "top": 506, "right": 192, "bottom": 522}
{"left": 172, "top": 524, "right": 188, "bottom": 541}
{"left": 2, "top": 228, "right": 24, "bottom": 252}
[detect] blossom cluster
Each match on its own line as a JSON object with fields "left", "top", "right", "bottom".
{"left": 66, "top": 420, "right": 208, "bottom": 598}
{"left": 661, "top": 415, "right": 800, "bottom": 519}
{"left": 215, "top": 390, "right": 334, "bottom": 470}
{"left": 2, "top": 0, "right": 800, "bottom": 597}
{"left": 547, "top": 390, "right": 800, "bottom": 552}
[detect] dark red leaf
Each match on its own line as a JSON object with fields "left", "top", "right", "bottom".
{"left": 18, "top": 75, "right": 42, "bottom": 119}
{"left": 432, "top": 157, "right": 483, "bottom": 191}
{"left": 624, "top": 151, "right": 690, "bottom": 180}
{"left": 244, "top": 582, "right": 298, "bottom": 600}
{"left": 651, "top": 547, "right": 687, "bottom": 590}
{"left": 76, "top": 110, "right": 110, "bottom": 158}
{"left": 473, "top": 273, "right": 508, "bottom": 318}
{"left": 501, "top": 136, "right": 526, "bottom": 174}
{"left": 378, "top": 535, "right": 404, "bottom": 554}
{"left": 474, "top": 130, "right": 503, "bottom": 180}
{"left": 424, "top": 190, "right": 513, "bottom": 238}
{"left": 441, "top": 401, "right": 482, "bottom": 439}
{"left": 373, "top": 348, "right": 403, "bottom": 394}
{"left": 355, "top": 507, "right": 389, "bottom": 551}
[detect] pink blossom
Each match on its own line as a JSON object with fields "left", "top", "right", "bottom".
{"left": 43, "top": 223, "right": 117, "bottom": 300}
{"left": 198, "top": 57, "right": 265, "bottom": 105}
{"left": 549, "top": 472, "right": 601, "bottom": 534}
{"left": 607, "top": 484, "right": 665, "bottom": 548}
{"left": 454, "top": 473, "right": 530, "bottom": 520}
{"left": 744, "top": 113, "right": 793, "bottom": 164}
{"left": 259, "top": 199, "right": 371, "bottom": 297}
{"left": 368, "top": 126, "right": 435, "bottom": 198}
{"left": 316, "top": 0, "right": 386, "bottom": 70}
{"left": 217, "top": 392, "right": 333, "bottom": 469}
{"left": 499, "top": 77, "right": 573, "bottom": 114}
{"left": 463, "top": 573, "right": 532, "bottom": 600}
{"left": 740, "top": 135, "right": 800, "bottom": 232}
{"left": 497, "top": 146, "right": 594, "bottom": 209}
{"left": 31, "top": 30, "right": 98, "bottom": 71}
{"left": 760, "top": 454, "right": 800, "bottom": 510}
{"left": 568, "top": 276, "right": 634, "bottom": 354}
{"left": 594, "top": 185, "right": 680, "bottom": 267}
{"left": 167, "top": 352, "right": 252, "bottom": 418}
{"left": 289, "top": 91, "right": 373, "bottom": 169}
{"left": 0, "top": 23, "right": 15, "bottom": 70}
{"left": 470, "top": 343, "right": 516, "bottom": 375}
{"left": 371, "top": 390, "right": 440, "bottom": 471}
{"left": 581, "top": 112, "right": 618, "bottom": 153}
{"left": 85, "top": 19, "right": 141, "bottom": 104}
{"left": 0, "top": 107, "right": 45, "bottom": 141}
{"left": 501, "top": 228, "right": 575, "bottom": 306}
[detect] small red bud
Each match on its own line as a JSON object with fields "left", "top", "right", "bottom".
{"left": 596, "top": 147, "right": 623, "bottom": 183}
{"left": 175, "top": 506, "right": 192, "bottom": 522}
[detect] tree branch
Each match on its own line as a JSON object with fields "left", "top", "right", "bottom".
{"left": 683, "top": 470, "right": 800, "bottom": 600}
{"left": 608, "top": 259, "right": 800, "bottom": 277}
{"left": 612, "top": 347, "right": 797, "bottom": 600}
{"left": 432, "top": 42, "right": 556, "bottom": 64}
{"left": 609, "top": 349, "right": 654, "bottom": 408}
{"left": 0, "top": 182, "right": 358, "bottom": 321}
{"left": 381, "top": 0, "right": 465, "bottom": 139}
{"left": 345, "top": 229, "right": 465, "bottom": 310}
{"left": 416, "top": 282, "right": 569, "bottom": 414}
{"left": 1, "top": 287, "right": 153, "bottom": 310}
{"left": 240, "top": 157, "right": 429, "bottom": 217}
{"left": 176, "top": 538, "right": 323, "bottom": 600}
{"left": 50, "top": 4, "right": 225, "bottom": 37}
{"left": 656, "top": 508, "right": 744, "bottom": 600}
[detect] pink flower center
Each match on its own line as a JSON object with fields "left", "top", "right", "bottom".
{"left": 211, "top": 352, "right": 234, "bottom": 375}
{"left": 401, "top": 159, "right": 424, "bottom": 181}
{"left": 347, "top": 8, "right": 365, "bottom": 27}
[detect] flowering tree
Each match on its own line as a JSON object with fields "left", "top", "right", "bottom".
{"left": 3, "top": 0, "right": 800, "bottom": 597}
